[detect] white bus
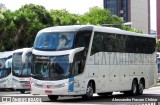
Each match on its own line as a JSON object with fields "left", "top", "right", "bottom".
{"left": 12, "top": 48, "right": 32, "bottom": 93}
{"left": 30, "top": 25, "right": 157, "bottom": 100}
{"left": 0, "top": 51, "right": 14, "bottom": 90}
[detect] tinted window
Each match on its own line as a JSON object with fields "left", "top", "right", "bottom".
{"left": 91, "top": 32, "right": 103, "bottom": 55}
{"left": 104, "top": 33, "right": 116, "bottom": 52}
{"left": 91, "top": 32, "right": 156, "bottom": 55}
{"left": 74, "top": 31, "right": 92, "bottom": 50}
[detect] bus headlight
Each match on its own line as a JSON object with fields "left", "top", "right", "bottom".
{"left": 56, "top": 83, "right": 68, "bottom": 87}
{"left": 57, "top": 81, "right": 74, "bottom": 87}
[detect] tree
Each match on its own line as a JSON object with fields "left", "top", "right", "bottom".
{"left": 0, "top": 10, "right": 16, "bottom": 51}
{"left": 12, "top": 4, "right": 53, "bottom": 49}
{"left": 0, "top": 4, "right": 53, "bottom": 51}
{"left": 78, "top": 7, "right": 142, "bottom": 33}
{"left": 0, "top": 5, "right": 145, "bottom": 51}
{"left": 78, "top": 7, "right": 123, "bottom": 25}
{"left": 50, "top": 9, "right": 78, "bottom": 26}
{"left": 19, "top": 4, "right": 53, "bottom": 26}
{"left": 157, "top": 40, "right": 160, "bottom": 52}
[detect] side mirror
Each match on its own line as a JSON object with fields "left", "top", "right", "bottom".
{"left": 5, "top": 58, "right": 12, "bottom": 68}
{"left": 69, "top": 47, "right": 84, "bottom": 63}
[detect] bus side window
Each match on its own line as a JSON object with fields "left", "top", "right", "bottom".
{"left": 91, "top": 32, "right": 103, "bottom": 55}
{"left": 103, "top": 33, "right": 116, "bottom": 52}
{"left": 72, "top": 60, "right": 84, "bottom": 76}
{"left": 72, "top": 52, "right": 85, "bottom": 75}
{"left": 75, "top": 31, "right": 92, "bottom": 50}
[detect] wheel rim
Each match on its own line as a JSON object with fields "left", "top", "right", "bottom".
{"left": 86, "top": 86, "right": 93, "bottom": 98}
{"left": 139, "top": 83, "right": 143, "bottom": 93}
{"left": 133, "top": 82, "right": 137, "bottom": 94}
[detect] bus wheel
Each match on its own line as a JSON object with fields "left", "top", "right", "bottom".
{"left": 48, "top": 95, "right": 58, "bottom": 101}
{"left": 82, "top": 82, "right": 94, "bottom": 99}
{"left": 20, "top": 89, "right": 25, "bottom": 94}
{"left": 130, "top": 80, "right": 138, "bottom": 95}
{"left": 137, "top": 81, "right": 144, "bottom": 95}
{"left": 10, "top": 88, "right": 15, "bottom": 91}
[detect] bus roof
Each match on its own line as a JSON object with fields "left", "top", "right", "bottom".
{"left": 0, "top": 51, "right": 14, "bottom": 59}
{"left": 13, "top": 48, "right": 32, "bottom": 54}
{"left": 38, "top": 25, "right": 155, "bottom": 38}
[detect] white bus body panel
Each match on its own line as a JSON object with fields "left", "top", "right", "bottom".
{"left": 0, "top": 73, "right": 12, "bottom": 89}
{"left": 86, "top": 52, "right": 157, "bottom": 93}
{"left": 12, "top": 76, "right": 30, "bottom": 90}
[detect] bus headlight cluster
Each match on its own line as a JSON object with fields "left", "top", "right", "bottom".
{"left": 57, "top": 81, "right": 75, "bottom": 87}
{"left": 56, "top": 83, "right": 68, "bottom": 87}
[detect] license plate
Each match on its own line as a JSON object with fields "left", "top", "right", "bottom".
{"left": 45, "top": 90, "right": 52, "bottom": 94}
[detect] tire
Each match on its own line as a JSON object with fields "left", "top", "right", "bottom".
{"left": 82, "top": 82, "right": 94, "bottom": 100}
{"left": 97, "top": 92, "right": 112, "bottom": 96}
{"left": 20, "top": 89, "right": 25, "bottom": 94}
{"left": 10, "top": 88, "right": 15, "bottom": 91}
{"left": 137, "top": 80, "right": 144, "bottom": 95}
{"left": 123, "top": 91, "right": 130, "bottom": 95}
{"left": 48, "top": 95, "right": 58, "bottom": 101}
{"left": 130, "top": 80, "right": 138, "bottom": 96}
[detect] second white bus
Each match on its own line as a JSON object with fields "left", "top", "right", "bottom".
{"left": 12, "top": 48, "right": 32, "bottom": 93}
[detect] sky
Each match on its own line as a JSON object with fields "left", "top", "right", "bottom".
{"left": 150, "top": 0, "right": 156, "bottom": 31}
{"left": 0, "top": 0, "right": 156, "bottom": 30}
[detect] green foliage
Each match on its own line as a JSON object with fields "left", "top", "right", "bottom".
{"left": 121, "top": 25, "right": 143, "bottom": 33}
{"left": 0, "top": 4, "right": 52, "bottom": 51}
{"left": 0, "top": 10, "right": 16, "bottom": 51}
{"left": 157, "top": 40, "right": 160, "bottom": 52}
{"left": 78, "top": 7, "right": 141, "bottom": 33}
{"left": 19, "top": 4, "right": 53, "bottom": 26}
{"left": 50, "top": 9, "right": 78, "bottom": 25}
{"left": 79, "top": 7, "right": 123, "bottom": 25}
{"left": 0, "top": 5, "right": 144, "bottom": 52}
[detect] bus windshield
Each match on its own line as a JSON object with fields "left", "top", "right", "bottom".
{"left": 33, "top": 32, "right": 75, "bottom": 51}
{"left": 32, "top": 55, "right": 70, "bottom": 80}
{"left": 0, "top": 58, "right": 11, "bottom": 78}
{"left": 0, "top": 58, "right": 6, "bottom": 78}
{"left": 12, "top": 53, "right": 31, "bottom": 77}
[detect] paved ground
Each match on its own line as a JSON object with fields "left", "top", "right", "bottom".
{"left": 0, "top": 86, "right": 160, "bottom": 105}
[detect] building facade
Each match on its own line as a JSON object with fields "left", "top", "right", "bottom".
{"left": 104, "top": 0, "right": 150, "bottom": 34}
{"left": 0, "top": 3, "right": 6, "bottom": 10}
{"left": 157, "top": 0, "right": 160, "bottom": 39}
{"left": 104, "top": 0, "right": 130, "bottom": 22}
